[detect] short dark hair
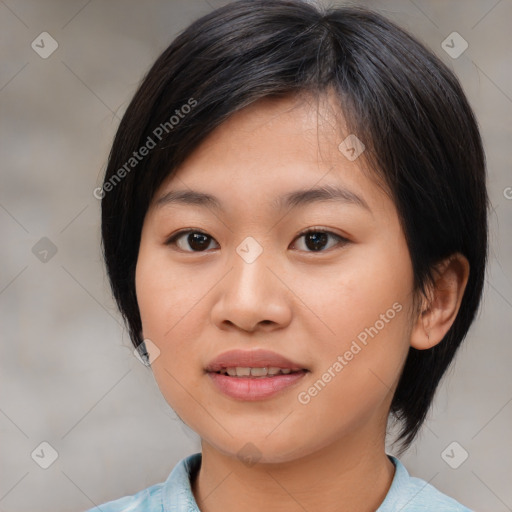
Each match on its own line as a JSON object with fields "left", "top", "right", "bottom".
{"left": 100, "top": 0, "right": 489, "bottom": 452}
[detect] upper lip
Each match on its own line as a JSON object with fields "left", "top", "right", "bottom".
{"left": 205, "top": 349, "right": 307, "bottom": 372}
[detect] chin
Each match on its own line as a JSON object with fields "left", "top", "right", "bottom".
{"left": 200, "top": 430, "right": 316, "bottom": 466}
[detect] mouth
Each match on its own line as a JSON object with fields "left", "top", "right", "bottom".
{"left": 205, "top": 348, "right": 308, "bottom": 374}
{"left": 212, "top": 366, "right": 305, "bottom": 378}
{"left": 206, "top": 369, "right": 308, "bottom": 400}
{"left": 204, "top": 349, "right": 309, "bottom": 400}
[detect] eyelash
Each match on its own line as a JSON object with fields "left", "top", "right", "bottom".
{"left": 164, "top": 228, "right": 349, "bottom": 253}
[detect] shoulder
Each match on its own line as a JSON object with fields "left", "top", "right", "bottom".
{"left": 83, "top": 481, "right": 165, "bottom": 512}
{"left": 377, "top": 456, "right": 473, "bottom": 512}
{"left": 83, "top": 452, "right": 202, "bottom": 512}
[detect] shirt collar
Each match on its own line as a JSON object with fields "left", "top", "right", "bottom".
{"left": 161, "top": 452, "right": 407, "bottom": 511}
{"left": 162, "top": 452, "right": 202, "bottom": 511}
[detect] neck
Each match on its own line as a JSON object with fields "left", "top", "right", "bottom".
{"left": 191, "top": 427, "right": 395, "bottom": 512}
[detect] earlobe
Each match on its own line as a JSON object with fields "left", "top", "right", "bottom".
{"left": 410, "top": 253, "right": 470, "bottom": 350}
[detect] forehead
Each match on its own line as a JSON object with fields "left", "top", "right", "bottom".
{"left": 150, "top": 91, "right": 391, "bottom": 219}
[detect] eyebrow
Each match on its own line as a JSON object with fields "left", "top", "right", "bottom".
{"left": 154, "top": 184, "right": 371, "bottom": 213}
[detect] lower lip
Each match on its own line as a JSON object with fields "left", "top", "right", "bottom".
{"left": 207, "top": 371, "right": 307, "bottom": 400}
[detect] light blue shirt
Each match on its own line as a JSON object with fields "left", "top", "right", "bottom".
{"left": 85, "top": 452, "right": 472, "bottom": 511}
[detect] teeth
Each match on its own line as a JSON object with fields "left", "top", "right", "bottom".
{"left": 250, "top": 367, "right": 267, "bottom": 377}
{"left": 236, "top": 367, "right": 251, "bottom": 376}
{"left": 218, "top": 367, "right": 299, "bottom": 377}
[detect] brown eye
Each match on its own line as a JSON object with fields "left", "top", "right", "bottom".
{"left": 165, "top": 228, "right": 348, "bottom": 253}
{"left": 292, "top": 229, "right": 348, "bottom": 252}
{"left": 166, "top": 230, "right": 219, "bottom": 252}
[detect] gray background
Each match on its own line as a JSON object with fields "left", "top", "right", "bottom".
{"left": 1, "top": 0, "right": 511, "bottom": 511}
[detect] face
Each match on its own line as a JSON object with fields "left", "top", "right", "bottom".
{"left": 135, "top": 91, "right": 416, "bottom": 464}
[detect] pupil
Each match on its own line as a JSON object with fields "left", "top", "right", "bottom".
{"left": 189, "top": 233, "right": 209, "bottom": 251}
{"left": 306, "top": 232, "right": 327, "bottom": 251}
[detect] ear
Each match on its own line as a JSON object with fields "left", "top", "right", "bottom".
{"left": 410, "top": 253, "right": 470, "bottom": 350}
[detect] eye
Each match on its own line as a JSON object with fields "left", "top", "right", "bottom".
{"left": 291, "top": 228, "right": 348, "bottom": 252}
{"left": 165, "top": 229, "right": 219, "bottom": 252}
{"left": 165, "top": 228, "right": 349, "bottom": 253}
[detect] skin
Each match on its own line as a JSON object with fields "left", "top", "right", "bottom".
{"left": 135, "top": 90, "right": 469, "bottom": 512}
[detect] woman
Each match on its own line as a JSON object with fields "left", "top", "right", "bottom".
{"left": 89, "top": 1, "right": 488, "bottom": 510}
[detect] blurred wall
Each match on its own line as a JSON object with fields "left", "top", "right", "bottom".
{"left": 0, "top": 1, "right": 511, "bottom": 511}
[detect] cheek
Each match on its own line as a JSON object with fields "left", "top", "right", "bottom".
{"left": 292, "top": 239, "right": 413, "bottom": 406}
{"left": 293, "top": 301, "right": 410, "bottom": 447}
{"left": 135, "top": 248, "right": 200, "bottom": 380}
{"left": 136, "top": 246, "right": 203, "bottom": 339}
{"left": 136, "top": 252, "right": 207, "bottom": 415}
{"left": 293, "top": 239, "right": 412, "bottom": 351}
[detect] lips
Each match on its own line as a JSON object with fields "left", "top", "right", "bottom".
{"left": 205, "top": 349, "right": 309, "bottom": 400}
{"left": 205, "top": 349, "right": 307, "bottom": 373}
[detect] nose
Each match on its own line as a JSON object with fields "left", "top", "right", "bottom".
{"left": 210, "top": 245, "right": 292, "bottom": 333}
